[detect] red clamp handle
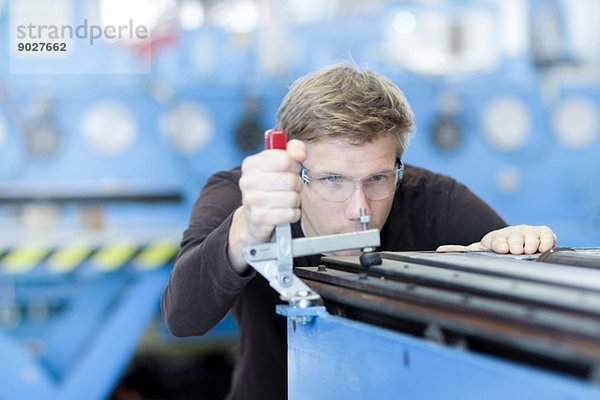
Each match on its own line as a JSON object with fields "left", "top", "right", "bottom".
{"left": 265, "top": 129, "right": 287, "bottom": 150}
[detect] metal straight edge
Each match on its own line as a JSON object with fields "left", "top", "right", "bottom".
{"left": 381, "top": 252, "right": 600, "bottom": 292}
{"left": 291, "top": 229, "right": 380, "bottom": 258}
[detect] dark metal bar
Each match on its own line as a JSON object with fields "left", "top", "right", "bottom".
{"left": 296, "top": 266, "right": 600, "bottom": 339}
{"left": 320, "top": 254, "right": 600, "bottom": 315}
{"left": 0, "top": 188, "right": 184, "bottom": 204}
{"left": 537, "top": 247, "right": 600, "bottom": 270}
{"left": 380, "top": 251, "right": 600, "bottom": 291}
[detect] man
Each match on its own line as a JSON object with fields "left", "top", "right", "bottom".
{"left": 161, "top": 62, "right": 556, "bottom": 399}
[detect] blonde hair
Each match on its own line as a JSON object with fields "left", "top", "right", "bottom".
{"left": 276, "top": 62, "right": 415, "bottom": 156}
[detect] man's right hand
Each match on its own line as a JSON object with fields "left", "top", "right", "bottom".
{"left": 227, "top": 139, "right": 306, "bottom": 272}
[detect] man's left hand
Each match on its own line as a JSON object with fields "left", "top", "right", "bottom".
{"left": 436, "top": 225, "right": 556, "bottom": 254}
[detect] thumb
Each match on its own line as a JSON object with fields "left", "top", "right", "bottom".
{"left": 436, "top": 242, "right": 487, "bottom": 252}
{"left": 287, "top": 139, "right": 306, "bottom": 165}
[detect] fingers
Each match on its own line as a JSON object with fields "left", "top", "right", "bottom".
{"left": 242, "top": 150, "right": 295, "bottom": 173}
{"left": 508, "top": 234, "right": 526, "bottom": 254}
{"left": 480, "top": 230, "right": 508, "bottom": 253}
{"left": 492, "top": 237, "right": 511, "bottom": 254}
{"left": 523, "top": 232, "right": 540, "bottom": 254}
{"left": 240, "top": 171, "right": 304, "bottom": 193}
{"left": 242, "top": 139, "right": 306, "bottom": 173}
{"left": 538, "top": 227, "right": 557, "bottom": 253}
{"left": 287, "top": 139, "right": 307, "bottom": 165}
{"left": 243, "top": 191, "right": 301, "bottom": 212}
{"left": 244, "top": 206, "right": 301, "bottom": 228}
{"left": 236, "top": 140, "right": 306, "bottom": 244}
{"left": 480, "top": 225, "right": 557, "bottom": 255}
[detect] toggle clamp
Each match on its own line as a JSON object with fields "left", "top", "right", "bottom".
{"left": 242, "top": 129, "right": 381, "bottom": 310}
{"left": 242, "top": 223, "right": 380, "bottom": 307}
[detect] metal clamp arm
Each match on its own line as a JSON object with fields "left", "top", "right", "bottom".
{"left": 242, "top": 226, "right": 380, "bottom": 304}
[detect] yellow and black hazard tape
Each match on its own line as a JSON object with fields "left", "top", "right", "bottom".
{"left": 0, "top": 238, "right": 180, "bottom": 274}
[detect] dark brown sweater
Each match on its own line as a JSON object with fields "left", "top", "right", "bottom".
{"left": 161, "top": 164, "right": 507, "bottom": 400}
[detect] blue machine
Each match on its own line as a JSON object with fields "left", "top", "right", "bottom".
{"left": 0, "top": 232, "right": 179, "bottom": 400}
{"left": 279, "top": 307, "right": 600, "bottom": 400}
{"left": 278, "top": 249, "right": 600, "bottom": 400}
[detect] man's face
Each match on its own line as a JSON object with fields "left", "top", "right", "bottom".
{"left": 300, "top": 135, "right": 398, "bottom": 255}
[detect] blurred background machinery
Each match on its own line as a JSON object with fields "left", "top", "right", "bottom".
{"left": 0, "top": 0, "right": 599, "bottom": 398}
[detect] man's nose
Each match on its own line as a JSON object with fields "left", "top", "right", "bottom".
{"left": 344, "top": 184, "right": 371, "bottom": 223}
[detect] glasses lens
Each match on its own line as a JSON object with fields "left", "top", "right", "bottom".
{"left": 304, "top": 170, "right": 399, "bottom": 202}
{"left": 363, "top": 172, "right": 398, "bottom": 200}
{"left": 309, "top": 175, "right": 354, "bottom": 202}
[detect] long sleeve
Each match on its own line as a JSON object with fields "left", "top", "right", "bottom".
{"left": 161, "top": 168, "right": 254, "bottom": 337}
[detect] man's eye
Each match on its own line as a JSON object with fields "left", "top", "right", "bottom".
{"left": 320, "top": 175, "right": 342, "bottom": 184}
{"left": 369, "top": 174, "right": 385, "bottom": 182}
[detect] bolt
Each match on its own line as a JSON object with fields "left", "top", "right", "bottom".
{"left": 356, "top": 207, "right": 371, "bottom": 230}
